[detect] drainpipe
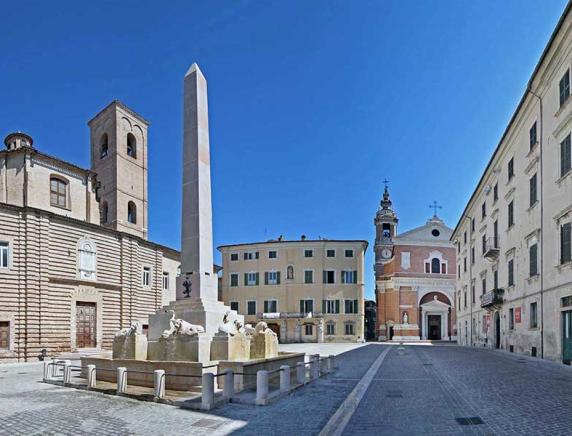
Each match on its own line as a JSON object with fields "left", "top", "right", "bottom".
{"left": 527, "top": 86, "right": 544, "bottom": 359}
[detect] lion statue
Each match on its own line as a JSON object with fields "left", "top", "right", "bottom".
{"left": 161, "top": 311, "right": 204, "bottom": 339}
{"left": 114, "top": 321, "right": 142, "bottom": 338}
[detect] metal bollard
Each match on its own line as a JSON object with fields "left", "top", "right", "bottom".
{"left": 117, "top": 367, "right": 127, "bottom": 394}
{"left": 43, "top": 361, "right": 50, "bottom": 382}
{"left": 310, "top": 356, "right": 319, "bottom": 380}
{"left": 223, "top": 369, "right": 234, "bottom": 401}
{"left": 201, "top": 373, "right": 215, "bottom": 410}
{"left": 63, "top": 360, "right": 72, "bottom": 385}
{"left": 87, "top": 364, "right": 96, "bottom": 389}
{"left": 280, "top": 365, "right": 290, "bottom": 392}
{"left": 256, "top": 370, "right": 269, "bottom": 405}
{"left": 296, "top": 362, "right": 306, "bottom": 385}
{"left": 154, "top": 370, "right": 165, "bottom": 399}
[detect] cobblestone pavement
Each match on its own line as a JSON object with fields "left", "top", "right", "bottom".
{"left": 344, "top": 344, "right": 572, "bottom": 435}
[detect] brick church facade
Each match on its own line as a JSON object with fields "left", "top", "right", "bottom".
{"left": 374, "top": 187, "right": 457, "bottom": 341}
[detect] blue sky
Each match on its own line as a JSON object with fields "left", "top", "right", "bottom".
{"left": 1, "top": 0, "right": 568, "bottom": 299}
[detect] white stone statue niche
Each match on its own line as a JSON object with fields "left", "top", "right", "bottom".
{"left": 112, "top": 321, "right": 148, "bottom": 360}
{"left": 210, "top": 312, "right": 251, "bottom": 361}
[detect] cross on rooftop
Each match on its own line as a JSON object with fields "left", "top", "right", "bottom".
{"left": 382, "top": 178, "right": 390, "bottom": 190}
{"left": 429, "top": 200, "right": 442, "bottom": 217}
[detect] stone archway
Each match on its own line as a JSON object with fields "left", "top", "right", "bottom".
{"left": 419, "top": 292, "right": 452, "bottom": 341}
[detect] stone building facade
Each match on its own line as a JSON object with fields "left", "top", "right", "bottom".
{"left": 218, "top": 238, "right": 367, "bottom": 343}
{"left": 0, "top": 101, "right": 181, "bottom": 362}
{"left": 375, "top": 188, "right": 457, "bottom": 341}
{"left": 452, "top": 3, "right": 572, "bottom": 363}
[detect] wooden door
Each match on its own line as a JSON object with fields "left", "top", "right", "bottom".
{"left": 562, "top": 311, "right": 572, "bottom": 364}
{"left": 0, "top": 322, "right": 9, "bottom": 349}
{"left": 76, "top": 302, "right": 96, "bottom": 348}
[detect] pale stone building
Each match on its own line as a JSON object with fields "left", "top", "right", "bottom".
{"left": 218, "top": 238, "right": 367, "bottom": 343}
{"left": 452, "top": 3, "right": 572, "bottom": 363}
{"left": 0, "top": 101, "right": 182, "bottom": 362}
{"left": 375, "top": 188, "right": 457, "bottom": 341}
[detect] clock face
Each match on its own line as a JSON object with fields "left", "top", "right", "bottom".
{"left": 381, "top": 248, "right": 392, "bottom": 259}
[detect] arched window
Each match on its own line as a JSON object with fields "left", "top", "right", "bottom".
{"left": 100, "top": 133, "right": 109, "bottom": 159}
{"left": 100, "top": 201, "right": 108, "bottom": 224}
{"left": 50, "top": 176, "right": 68, "bottom": 208}
{"left": 287, "top": 265, "right": 294, "bottom": 280}
{"left": 78, "top": 238, "right": 96, "bottom": 280}
{"left": 127, "top": 201, "right": 137, "bottom": 224}
{"left": 431, "top": 257, "right": 441, "bottom": 273}
{"left": 126, "top": 133, "right": 136, "bottom": 158}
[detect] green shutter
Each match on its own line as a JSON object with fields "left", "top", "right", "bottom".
{"left": 255, "top": 273, "right": 259, "bottom": 285}
{"left": 264, "top": 301, "right": 268, "bottom": 312}
{"left": 276, "top": 271, "right": 281, "bottom": 284}
{"left": 255, "top": 251, "right": 259, "bottom": 259}
{"left": 323, "top": 271, "right": 327, "bottom": 283}
{"left": 244, "top": 273, "right": 248, "bottom": 286}
{"left": 341, "top": 271, "right": 345, "bottom": 284}
{"left": 300, "top": 300, "right": 304, "bottom": 314}
{"left": 335, "top": 299, "right": 340, "bottom": 314}
{"left": 354, "top": 299, "right": 358, "bottom": 314}
{"left": 353, "top": 270, "right": 358, "bottom": 284}
{"left": 264, "top": 272, "right": 269, "bottom": 285}
{"left": 322, "top": 300, "right": 326, "bottom": 313}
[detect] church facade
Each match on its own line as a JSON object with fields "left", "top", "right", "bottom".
{"left": 374, "top": 188, "right": 457, "bottom": 341}
{"left": 0, "top": 101, "right": 181, "bottom": 362}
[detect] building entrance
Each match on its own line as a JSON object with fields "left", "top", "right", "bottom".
{"left": 428, "top": 315, "right": 441, "bottom": 340}
{"left": 76, "top": 302, "right": 96, "bottom": 348}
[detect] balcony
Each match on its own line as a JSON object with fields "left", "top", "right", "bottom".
{"left": 258, "top": 312, "right": 324, "bottom": 319}
{"left": 481, "top": 288, "right": 504, "bottom": 309}
{"left": 483, "top": 237, "right": 500, "bottom": 261}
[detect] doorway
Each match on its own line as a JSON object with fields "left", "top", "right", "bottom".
{"left": 562, "top": 311, "right": 572, "bottom": 364}
{"left": 76, "top": 302, "right": 96, "bottom": 348}
{"left": 494, "top": 311, "right": 501, "bottom": 349}
{"left": 428, "top": 315, "right": 441, "bottom": 340}
{"left": 389, "top": 325, "right": 394, "bottom": 340}
{"left": 267, "top": 323, "right": 280, "bottom": 341}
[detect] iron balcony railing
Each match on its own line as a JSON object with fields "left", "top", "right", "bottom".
{"left": 483, "top": 236, "right": 500, "bottom": 261}
{"left": 481, "top": 288, "right": 504, "bottom": 308}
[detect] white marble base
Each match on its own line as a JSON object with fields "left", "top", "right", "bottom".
{"left": 210, "top": 332, "right": 251, "bottom": 361}
{"left": 147, "top": 333, "right": 211, "bottom": 362}
{"left": 112, "top": 334, "right": 148, "bottom": 360}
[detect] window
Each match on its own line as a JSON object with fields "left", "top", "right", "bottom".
{"left": 268, "top": 250, "right": 277, "bottom": 259}
{"left": 508, "top": 259, "right": 514, "bottom": 287}
{"left": 529, "top": 243, "right": 538, "bottom": 277}
{"left": 508, "top": 158, "right": 514, "bottom": 181}
{"left": 304, "top": 270, "right": 314, "bottom": 284}
{"left": 142, "top": 266, "right": 151, "bottom": 287}
{"left": 561, "top": 134, "right": 572, "bottom": 177}
{"left": 127, "top": 201, "right": 137, "bottom": 224}
{"left": 345, "top": 323, "right": 355, "bottom": 335}
{"left": 100, "top": 133, "right": 109, "bottom": 159}
{"left": 431, "top": 229, "right": 440, "bottom": 237}
{"left": 263, "top": 300, "right": 277, "bottom": 313}
{"left": 344, "top": 299, "right": 358, "bottom": 314}
{"left": 304, "top": 249, "right": 313, "bottom": 258}
{"left": 493, "top": 183, "right": 498, "bottom": 202}
{"left": 304, "top": 324, "right": 313, "bottom": 336}
{"left": 287, "top": 265, "right": 294, "bottom": 280}
{"left": 326, "top": 249, "right": 336, "bottom": 258}
{"left": 441, "top": 263, "right": 447, "bottom": 274}
{"left": 230, "top": 273, "right": 239, "bottom": 287}
{"left": 126, "top": 132, "right": 137, "bottom": 158}
{"left": 247, "top": 301, "right": 256, "bottom": 315}
{"left": 323, "top": 299, "right": 340, "bottom": 314}
{"left": 100, "top": 202, "right": 108, "bottom": 224}
{"left": 50, "top": 177, "right": 67, "bottom": 208}
{"left": 494, "top": 269, "right": 498, "bottom": 289}
{"left": 244, "top": 272, "right": 259, "bottom": 286}
{"left": 464, "top": 231, "right": 467, "bottom": 245}
{"left": 326, "top": 322, "right": 335, "bottom": 335}
{"left": 300, "top": 299, "right": 314, "bottom": 315}
{"left": 529, "top": 122, "right": 537, "bottom": 150}
{"left": 561, "top": 223, "right": 572, "bottom": 264}
{"left": 78, "top": 239, "right": 96, "bottom": 280}
{"left": 508, "top": 201, "right": 514, "bottom": 228}
{"left": 323, "top": 270, "right": 335, "bottom": 284}
{"left": 431, "top": 258, "right": 441, "bottom": 273}
{"left": 482, "top": 234, "right": 487, "bottom": 254}
{"left": 243, "top": 252, "right": 259, "bottom": 260}
{"left": 509, "top": 308, "right": 514, "bottom": 330}
{"left": 471, "top": 284, "right": 475, "bottom": 304}
{"left": 530, "top": 174, "right": 537, "bottom": 207}
{"left": 457, "top": 265, "right": 460, "bottom": 279}
{"left": 0, "top": 242, "right": 8, "bottom": 268}
{"left": 264, "top": 271, "right": 280, "bottom": 285}
{"left": 482, "top": 277, "right": 486, "bottom": 295}
{"left": 230, "top": 253, "right": 239, "bottom": 261}
{"left": 345, "top": 249, "right": 354, "bottom": 258}
{"left": 463, "top": 257, "right": 467, "bottom": 273}
{"left": 0, "top": 321, "right": 9, "bottom": 350}
{"left": 530, "top": 302, "right": 538, "bottom": 328}
{"left": 230, "top": 301, "right": 239, "bottom": 312}
{"left": 471, "top": 218, "right": 475, "bottom": 233}
{"left": 464, "top": 290, "right": 467, "bottom": 308}
{"left": 162, "top": 272, "right": 169, "bottom": 290}
{"left": 481, "top": 201, "right": 486, "bottom": 219}
{"left": 560, "top": 69, "right": 570, "bottom": 107}
{"left": 341, "top": 270, "right": 357, "bottom": 284}
{"left": 471, "top": 247, "right": 475, "bottom": 265}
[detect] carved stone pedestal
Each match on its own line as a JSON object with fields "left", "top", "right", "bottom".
{"left": 112, "top": 334, "right": 148, "bottom": 360}
{"left": 250, "top": 332, "right": 278, "bottom": 359}
{"left": 210, "top": 332, "right": 251, "bottom": 361}
{"left": 147, "top": 334, "right": 211, "bottom": 362}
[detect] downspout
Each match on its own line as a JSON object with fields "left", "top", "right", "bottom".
{"left": 527, "top": 86, "right": 544, "bottom": 359}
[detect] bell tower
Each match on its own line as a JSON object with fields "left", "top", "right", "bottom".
{"left": 374, "top": 185, "right": 398, "bottom": 278}
{"left": 88, "top": 101, "right": 149, "bottom": 239}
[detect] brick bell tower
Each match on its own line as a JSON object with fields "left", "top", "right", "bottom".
{"left": 374, "top": 185, "right": 398, "bottom": 340}
{"left": 88, "top": 101, "right": 149, "bottom": 240}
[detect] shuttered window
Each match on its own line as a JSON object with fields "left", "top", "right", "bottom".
{"left": 344, "top": 299, "right": 358, "bottom": 314}
{"left": 322, "top": 299, "right": 340, "bottom": 314}
{"left": 560, "top": 69, "right": 570, "bottom": 107}
{"left": 529, "top": 244, "right": 538, "bottom": 277}
{"left": 263, "top": 300, "right": 277, "bottom": 313}
{"left": 561, "top": 135, "right": 572, "bottom": 177}
{"left": 247, "top": 301, "right": 256, "bottom": 315}
{"left": 561, "top": 223, "right": 572, "bottom": 264}
{"left": 530, "top": 173, "right": 538, "bottom": 206}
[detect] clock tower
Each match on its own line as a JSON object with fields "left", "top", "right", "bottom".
{"left": 374, "top": 185, "right": 398, "bottom": 278}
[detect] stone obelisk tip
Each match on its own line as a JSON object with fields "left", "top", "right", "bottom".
{"left": 185, "top": 62, "right": 202, "bottom": 77}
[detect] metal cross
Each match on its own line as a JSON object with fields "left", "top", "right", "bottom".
{"left": 382, "top": 178, "right": 390, "bottom": 189}
{"left": 429, "top": 200, "right": 442, "bottom": 217}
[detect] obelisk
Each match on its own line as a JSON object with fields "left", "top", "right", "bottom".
{"left": 179, "top": 63, "right": 218, "bottom": 301}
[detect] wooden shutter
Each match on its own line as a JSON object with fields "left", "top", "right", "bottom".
{"left": 341, "top": 271, "right": 345, "bottom": 284}
{"left": 276, "top": 271, "right": 281, "bottom": 284}
{"left": 322, "top": 300, "right": 326, "bottom": 313}
{"left": 244, "top": 273, "right": 248, "bottom": 286}
{"left": 353, "top": 270, "right": 357, "bottom": 284}
{"left": 335, "top": 299, "right": 340, "bottom": 314}
{"left": 300, "top": 300, "right": 304, "bottom": 314}
{"left": 562, "top": 223, "right": 572, "bottom": 263}
{"left": 264, "top": 301, "right": 269, "bottom": 313}
{"left": 255, "top": 252, "right": 260, "bottom": 259}
{"left": 255, "top": 273, "right": 259, "bottom": 285}
{"left": 264, "top": 272, "right": 269, "bottom": 285}
{"left": 323, "top": 271, "right": 327, "bottom": 283}
{"left": 354, "top": 299, "right": 358, "bottom": 314}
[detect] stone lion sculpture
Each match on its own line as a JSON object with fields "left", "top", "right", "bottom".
{"left": 218, "top": 311, "right": 237, "bottom": 335}
{"left": 243, "top": 323, "right": 256, "bottom": 336}
{"left": 161, "top": 311, "right": 204, "bottom": 339}
{"left": 254, "top": 321, "right": 277, "bottom": 338}
{"left": 115, "top": 321, "right": 142, "bottom": 338}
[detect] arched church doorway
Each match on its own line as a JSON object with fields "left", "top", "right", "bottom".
{"left": 494, "top": 312, "right": 501, "bottom": 349}
{"left": 419, "top": 292, "right": 452, "bottom": 340}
